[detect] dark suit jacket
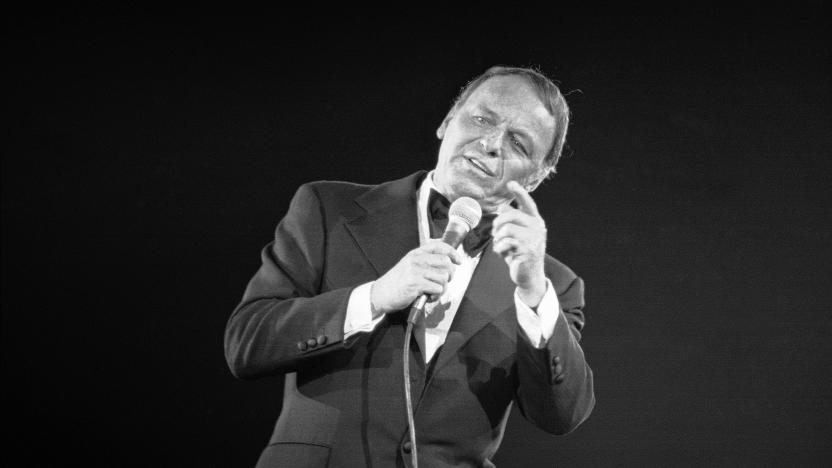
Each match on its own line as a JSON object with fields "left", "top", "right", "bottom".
{"left": 225, "top": 171, "right": 594, "bottom": 468}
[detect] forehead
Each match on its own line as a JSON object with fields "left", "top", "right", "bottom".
{"left": 461, "top": 76, "right": 555, "bottom": 147}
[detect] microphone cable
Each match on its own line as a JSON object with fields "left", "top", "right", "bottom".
{"left": 403, "top": 302, "right": 423, "bottom": 468}
{"left": 401, "top": 196, "right": 481, "bottom": 468}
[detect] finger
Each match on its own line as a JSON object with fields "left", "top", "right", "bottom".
{"left": 423, "top": 269, "right": 450, "bottom": 286}
{"left": 423, "top": 256, "right": 456, "bottom": 282}
{"left": 417, "top": 254, "right": 456, "bottom": 281}
{"left": 420, "top": 277, "right": 445, "bottom": 298}
{"left": 430, "top": 255, "right": 456, "bottom": 282}
{"left": 493, "top": 208, "right": 538, "bottom": 232}
{"left": 493, "top": 224, "right": 524, "bottom": 243}
{"left": 506, "top": 180, "right": 540, "bottom": 217}
{"left": 421, "top": 241, "right": 462, "bottom": 264}
{"left": 492, "top": 238, "right": 519, "bottom": 257}
{"left": 424, "top": 253, "right": 454, "bottom": 269}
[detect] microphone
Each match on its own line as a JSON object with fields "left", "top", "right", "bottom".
{"left": 407, "top": 196, "right": 482, "bottom": 324}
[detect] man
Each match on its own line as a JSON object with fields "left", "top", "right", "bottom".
{"left": 225, "top": 66, "right": 595, "bottom": 467}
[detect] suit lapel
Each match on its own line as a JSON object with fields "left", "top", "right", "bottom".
{"left": 344, "top": 171, "right": 425, "bottom": 277}
{"left": 430, "top": 244, "right": 516, "bottom": 374}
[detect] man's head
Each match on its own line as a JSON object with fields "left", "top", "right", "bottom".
{"left": 433, "top": 66, "right": 570, "bottom": 213}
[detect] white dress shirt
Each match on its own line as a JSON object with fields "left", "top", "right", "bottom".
{"left": 343, "top": 172, "right": 561, "bottom": 363}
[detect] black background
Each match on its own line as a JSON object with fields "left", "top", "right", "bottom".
{"left": 4, "top": 5, "right": 831, "bottom": 467}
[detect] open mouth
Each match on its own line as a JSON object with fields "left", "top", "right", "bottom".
{"left": 465, "top": 157, "right": 494, "bottom": 177}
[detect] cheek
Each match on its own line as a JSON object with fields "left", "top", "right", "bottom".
{"left": 447, "top": 121, "right": 480, "bottom": 145}
{"left": 437, "top": 139, "right": 456, "bottom": 162}
{"left": 503, "top": 159, "right": 538, "bottom": 181}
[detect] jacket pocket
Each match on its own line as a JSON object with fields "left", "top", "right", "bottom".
{"left": 268, "top": 373, "right": 341, "bottom": 448}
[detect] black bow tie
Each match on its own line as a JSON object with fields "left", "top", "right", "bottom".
{"left": 428, "top": 189, "right": 496, "bottom": 256}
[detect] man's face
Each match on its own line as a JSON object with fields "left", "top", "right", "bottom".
{"left": 433, "top": 75, "right": 556, "bottom": 213}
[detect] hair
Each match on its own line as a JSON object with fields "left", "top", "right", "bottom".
{"left": 448, "top": 65, "right": 570, "bottom": 179}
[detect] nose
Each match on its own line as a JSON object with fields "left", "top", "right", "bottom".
{"left": 480, "top": 128, "right": 505, "bottom": 157}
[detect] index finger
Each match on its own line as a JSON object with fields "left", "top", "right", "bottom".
{"left": 506, "top": 181, "right": 540, "bottom": 217}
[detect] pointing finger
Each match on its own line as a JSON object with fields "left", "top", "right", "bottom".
{"left": 506, "top": 181, "right": 539, "bottom": 217}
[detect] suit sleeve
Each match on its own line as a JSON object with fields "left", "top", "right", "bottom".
{"left": 513, "top": 272, "right": 595, "bottom": 435}
{"left": 224, "top": 183, "right": 355, "bottom": 380}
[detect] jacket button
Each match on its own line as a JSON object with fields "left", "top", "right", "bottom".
{"left": 402, "top": 441, "right": 412, "bottom": 453}
{"left": 297, "top": 341, "right": 308, "bottom": 351}
{"left": 316, "top": 335, "right": 327, "bottom": 345}
{"left": 306, "top": 338, "right": 318, "bottom": 348}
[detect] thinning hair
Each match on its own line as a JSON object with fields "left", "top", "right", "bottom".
{"left": 449, "top": 65, "right": 570, "bottom": 178}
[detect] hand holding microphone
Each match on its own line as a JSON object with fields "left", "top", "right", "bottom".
{"left": 370, "top": 197, "right": 482, "bottom": 319}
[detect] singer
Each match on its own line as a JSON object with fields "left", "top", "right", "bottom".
{"left": 225, "top": 65, "right": 595, "bottom": 467}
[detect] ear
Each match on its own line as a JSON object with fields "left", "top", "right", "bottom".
{"left": 525, "top": 179, "right": 542, "bottom": 192}
{"left": 436, "top": 109, "right": 455, "bottom": 140}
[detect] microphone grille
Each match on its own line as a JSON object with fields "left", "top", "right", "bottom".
{"left": 448, "top": 196, "right": 483, "bottom": 230}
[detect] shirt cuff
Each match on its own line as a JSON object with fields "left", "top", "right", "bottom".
{"left": 514, "top": 278, "right": 560, "bottom": 348}
{"left": 344, "top": 281, "right": 385, "bottom": 339}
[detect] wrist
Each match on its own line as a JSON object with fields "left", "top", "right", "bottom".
{"left": 517, "top": 275, "right": 547, "bottom": 309}
{"left": 369, "top": 282, "right": 384, "bottom": 319}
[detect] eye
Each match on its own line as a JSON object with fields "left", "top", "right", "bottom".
{"left": 511, "top": 135, "right": 528, "bottom": 155}
{"left": 472, "top": 115, "right": 488, "bottom": 125}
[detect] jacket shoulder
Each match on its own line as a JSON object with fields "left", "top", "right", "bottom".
{"left": 544, "top": 254, "right": 578, "bottom": 284}
{"left": 295, "top": 171, "right": 426, "bottom": 213}
{"left": 299, "top": 179, "right": 374, "bottom": 202}
{"left": 284, "top": 179, "right": 373, "bottom": 218}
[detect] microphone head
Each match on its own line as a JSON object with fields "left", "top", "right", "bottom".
{"left": 448, "top": 196, "right": 483, "bottom": 231}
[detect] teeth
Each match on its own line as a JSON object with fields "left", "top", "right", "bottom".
{"left": 467, "top": 158, "right": 491, "bottom": 175}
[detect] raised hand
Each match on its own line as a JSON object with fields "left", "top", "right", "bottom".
{"left": 492, "top": 181, "right": 548, "bottom": 308}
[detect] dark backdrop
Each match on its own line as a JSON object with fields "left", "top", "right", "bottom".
{"left": 4, "top": 6, "right": 830, "bottom": 467}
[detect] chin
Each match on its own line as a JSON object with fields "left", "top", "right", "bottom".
{"left": 437, "top": 163, "right": 502, "bottom": 202}
{"left": 447, "top": 178, "right": 486, "bottom": 201}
